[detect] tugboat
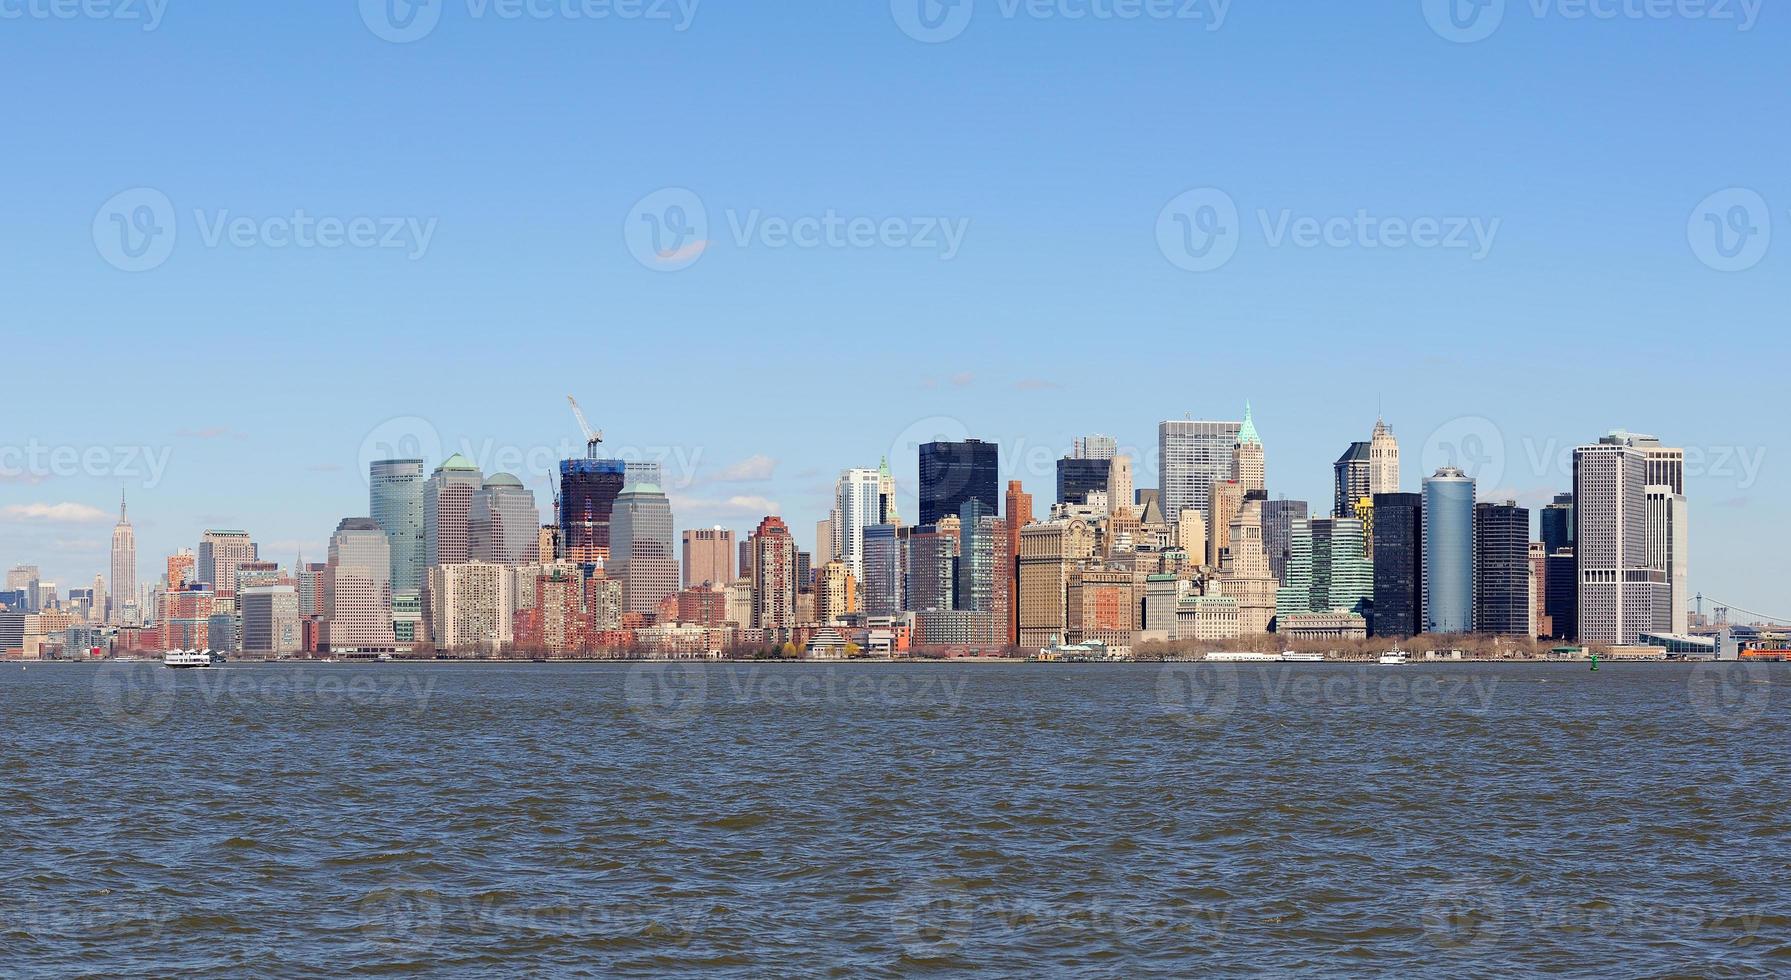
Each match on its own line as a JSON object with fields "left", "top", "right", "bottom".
{"left": 162, "top": 649, "right": 223, "bottom": 669}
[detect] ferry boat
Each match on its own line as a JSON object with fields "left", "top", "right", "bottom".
{"left": 1377, "top": 651, "right": 1409, "bottom": 666}
{"left": 1204, "top": 651, "right": 1280, "bottom": 663}
{"left": 163, "top": 649, "right": 223, "bottom": 669}
{"left": 1280, "top": 652, "right": 1326, "bottom": 663}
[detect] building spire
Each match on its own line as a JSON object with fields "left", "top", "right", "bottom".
{"left": 1237, "top": 401, "right": 1262, "bottom": 446}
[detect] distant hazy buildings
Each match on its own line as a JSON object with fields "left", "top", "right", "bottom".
{"left": 919, "top": 438, "right": 999, "bottom": 528}
{"left": 1422, "top": 467, "right": 1476, "bottom": 634}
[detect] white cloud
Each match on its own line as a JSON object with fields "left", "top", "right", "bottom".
{"left": 0, "top": 502, "right": 110, "bottom": 524}
{"left": 712, "top": 454, "right": 778, "bottom": 483}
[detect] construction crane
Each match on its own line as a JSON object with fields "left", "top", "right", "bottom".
{"left": 566, "top": 395, "right": 603, "bottom": 460}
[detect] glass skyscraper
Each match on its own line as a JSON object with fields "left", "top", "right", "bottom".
{"left": 1370, "top": 492, "right": 1423, "bottom": 638}
{"left": 919, "top": 439, "right": 1000, "bottom": 528}
{"left": 370, "top": 459, "right": 426, "bottom": 594}
{"left": 1158, "top": 419, "right": 1242, "bottom": 532}
{"left": 1422, "top": 468, "right": 1476, "bottom": 634}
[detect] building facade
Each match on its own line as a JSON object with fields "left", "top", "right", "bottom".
{"left": 1158, "top": 418, "right": 1242, "bottom": 538}
{"left": 1474, "top": 500, "right": 1531, "bottom": 636}
{"left": 918, "top": 438, "right": 1000, "bottom": 528}
{"left": 1370, "top": 492, "right": 1423, "bottom": 637}
{"left": 1422, "top": 467, "right": 1476, "bottom": 634}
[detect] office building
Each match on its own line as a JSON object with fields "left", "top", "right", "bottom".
{"left": 748, "top": 516, "right": 798, "bottom": 632}
{"left": 610, "top": 483, "right": 678, "bottom": 615}
{"left": 1262, "top": 499, "right": 1308, "bottom": 584}
{"left": 1474, "top": 500, "right": 1531, "bottom": 636}
{"left": 468, "top": 474, "right": 541, "bottom": 564}
{"left": 1574, "top": 436, "right": 1663, "bottom": 645}
{"left": 1540, "top": 493, "right": 1574, "bottom": 554}
{"left": 424, "top": 454, "right": 483, "bottom": 568}
{"left": 109, "top": 493, "right": 135, "bottom": 624}
{"left": 198, "top": 530, "right": 257, "bottom": 601}
{"left": 918, "top": 438, "right": 999, "bottom": 528}
{"left": 1422, "top": 467, "right": 1476, "bottom": 634}
{"left": 1369, "top": 418, "right": 1400, "bottom": 495}
{"left": 1016, "top": 519, "right": 1096, "bottom": 649}
{"left": 1370, "top": 492, "right": 1422, "bottom": 637}
{"left": 834, "top": 467, "right": 882, "bottom": 580}
{"left": 370, "top": 459, "right": 426, "bottom": 594}
{"left": 1158, "top": 418, "right": 1242, "bottom": 536}
{"left": 861, "top": 523, "right": 906, "bottom": 617}
{"left": 428, "top": 561, "right": 513, "bottom": 653}
{"left": 1334, "top": 442, "right": 1372, "bottom": 519}
{"left": 815, "top": 560, "right": 857, "bottom": 623}
{"left": 1646, "top": 485, "right": 1689, "bottom": 634}
{"left": 876, "top": 456, "right": 902, "bottom": 526}
{"left": 1056, "top": 456, "right": 1111, "bottom": 507}
{"left": 559, "top": 457, "right": 627, "bottom": 565}
{"left": 1003, "top": 480, "right": 1032, "bottom": 644}
{"left": 907, "top": 522, "right": 958, "bottom": 612}
{"left": 1232, "top": 403, "right": 1265, "bottom": 493}
{"left": 682, "top": 527, "right": 735, "bottom": 589}
{"left": 1073, "top": 434, "right": 1117, "bottom": 460}
{"left": 240, "top": 585, "right": 301, "bottom": 656}
{"left": 324, "top": 518, "right": 395, "bottom": 652}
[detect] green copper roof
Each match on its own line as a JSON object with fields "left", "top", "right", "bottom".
{"left": 437, "top": 453, "right": 479, "bottom": 472}
{"left": 1238, "top": 402, "right": 1262, "bottom": 446}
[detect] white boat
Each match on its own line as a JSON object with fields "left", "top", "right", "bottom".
{"left": 1281, "top": 652, "right": 1326, "bottom": 663}
{"left": 1378, "top": 651, "right": 1409, "bottom": 666}
{"left": 163, "top": 649, "right": 223, "bottom": 669}
{"left": 1204, "top": 651, "right": 1280, "bottom": 663}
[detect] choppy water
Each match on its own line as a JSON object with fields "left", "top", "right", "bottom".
{"left": 1, "top": 660, "right": 1787, "bottom": 977}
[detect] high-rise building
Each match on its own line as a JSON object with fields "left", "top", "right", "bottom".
{"left": 1003, "top": 480, "right": 1032, "bottom": 645}
{"left": 1275, "top": 518, "right": 1373, "bottom": 620}
{"left": 1422, "top": 467, "right": 1476, "bottom": 634}
{"left": 324, "top": 518, "right": 395, "bottom": 653}
{"left": 906, "top": 522, "right": 958, "bottom": 612}
{"left": 1262, "top": 499, "right": 1309, "bottom": 584}
{"left": 1159, "top": 418, "right": 1242, "bottom": 536}
{"left": 1232, "top": 403, "right": 1265, "bottom": 493}
{"left": 748, "top": 516, "right": 797, "bottom": 633}
{"left": 1017, "top": 519, "right": 1097, "bottom": 649}
{"left": 610, "top": 483, "right": 678, "bottom": 615}
{"left": 1073, "top": 434, "right": 1117, "bottom": 460}
{"left": 861, "top": 523, "right": 906, "bottom": 617}
{"left": 918, "top": 438, "right": 999, "bottom": 528}
{"left": 681, "top": 527, "right": 735, "bottom": 589}
{"left": 1056, "top": 456, "right": 1110, "bottom": 507}
{"left": 833, "top": 467, "right": 882, "bottom": 581}
{"left": 1646, "top": 485, "right": 1689, "bottom": 634}
{"left": 109, "top": 492, "right": 135, "bottom": 624}
{"left": 559, "top": 457, "right": 627, "bottom": 566}
{"left": 1207, "top": 480, "right": 1243, "bottom": 568}
{"left": 468, "top": 474, "right": 541, "bottom": 564}
{"left": 1574, "top": 436, "right": 1663, "bottom": 646}
{"left": 240, "top": 585, "right": 301, "bottom": 656}
{"left": 1529, "top": 542, "right": 1551, "bottom": 639}
{"left": 1474, "top": 501, "right": 1531, "bottom": 636}
{"left": 427, "top": 561, "right": 513, "bottom": 653}
{"left": 1176, "top": 510, "right": 1207, "bottom": 569}
{"left": 1540, "top": 493, "right": 1575, "bottom": 554}
{"left": 1334, "top": 442, "right": 1373, "bottom": 519}
{"left": 1545, "top": 548, "right": 1576, "bottom": 640}
{"left": 370, "top": 459, "right": 426, "bottom": 594}
{"left": 198, "top": 530, "right": 257, "bottom": 602}
{"left": 1369, "top": 418, "right": 1400, "bottom": 495}
{"left": 957, "top": 500, "right": 1004, "bottom": 616}
{"left": 1219, "top": 497, "right": 1277, "bottom": 633}
{"left": 424, "top": 454, "right": 483, "bottom": 568}
{"left": 876, "top": 456, "right": 902, "bottom": 526}
{"left": 1107, "top": 456, "right": 1135, "bottom": 517}
{"left": 815, "top": 560, "right": 858, "bottom": 623}
{"left": 623, "top": 459, "right": 663, "bottom": 491}
{"left": 1370, "top": 492, "right": 1423, "bottom": 637}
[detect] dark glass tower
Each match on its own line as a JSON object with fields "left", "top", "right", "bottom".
{"left": 919, "top": 439, "right": 999, "bottom": 528}
{"left": 559, "top": 458, "right": 627, "bottom": 566}
{"left": 1540, "top": 493, "right": 1574, "bottom": 554}
{"left": 1055, "top": 457, "right": 1110, "bottom": 507}
{"left": 1474, "top": 501, "right": 1532, "bottom": 636}
{"left": 1370, "top": 492, "right": 1423, "bottom": 637}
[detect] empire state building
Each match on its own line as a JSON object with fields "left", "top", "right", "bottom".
{"left": 109, "top": 492, "right": 135, "bottom": 624}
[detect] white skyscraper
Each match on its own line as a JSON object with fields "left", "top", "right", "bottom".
{"left": 1646, "top": 485, "right": 1689, "bottom": 635}
{"left": 1574, "top": 437, "right": 1661, "bottom": 646}
{"left": 1369, "top": 418, "right": 1400, "bottom": 496}
{"left": 1073, "top": 434, "right": 1118, "bottom": 460}
{"left": 833, "top": 468, "right": 882, "bottom": 581}
{"left": 1159, "top": 418, "right": 1243, "bottom": 535}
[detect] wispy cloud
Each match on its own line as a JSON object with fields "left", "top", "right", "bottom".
{"left": 672, "top": 494, "right": 782, "bottom": 518}
{"left": 177, "top": 426, "right": 246, "bottom": 440}
{"left": 308, "top": 463, "right": 344, "bottom": 473}
{"left": 949, "top": 372, "right": 975, "bottom": 388}
{"left": 711, "top": 454, "right": 778, "bottom": 483}
{"left": 1014, "top": 378, "right": 1064, "bottom": 391}
{"left": 0, "top": 502, "right": 110, "bottom": 524}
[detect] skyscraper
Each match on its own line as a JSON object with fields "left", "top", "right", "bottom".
{"left": 1003, "top": 480, "right": 1032, "bottom": 645}
{"left": 1073, "top": 434, "right": 1117, "bottom": 460}
{"left": 1207, "top": 480, "right": 1243, "bottom": 568}
{"left": 1370, "top": 492, "right": 1422, "bottom": 637}
{"left": 324, "top": 517, "right": 395, "bottom": 653}
{"left": 1107, "top": 456, "right": 1134, "bottom": 517}
{"left": 1055, "top": 456, "right": 1110, "bottom": 506}
{"left": 1159, "top": 418, "right": 1242, "bottom": 535}
{"left": 1646, "top": 484, "right": 1689, "bottom": 634}
{"left": 1474, "top": 501, "right": 1531, "bottom": 636}
{"left": 109, "top": 492, "right": 135, "bottom": 624}
{"left": 1219, "top": 497, "right": 1277, "bottom": 633}
{"left": 833, "top": 467, "right": 882, "bottom": 581}
{"left": 198, "top": 530, "right": 257, "bottom": 603}
{"left": 1422, "top": 467, "right": 1476, "bottom": 634}
{"left": 559, "top": 457, "right": 627, "bottom": 566}
{"left": 468, "top": 474, "right": 541, "bottom": 564}
{"left": 240, "top": 585, "right": 301, "bottom": 656}
{"left": 906, "top": 522, "right": 958, "bottom": 612}
{"left": 748, "top": 516, "right": 797, "bottom": 633}
{"left": 918, "top": 438, "right": 999, "bottom": 528}
{"left": 876, "top": 457, "right": 902, "bottom": 526}
{"left": 370, "top": 458, "right": 426, "bottom": 594}
{"left": 1334, "top": 442, "right": 1373, "bottom": 519}
{"left": 1369, "top": 418, "right": 1400, "bottom": 495}
{"left": 1232, "top": 403, "right": 1265, "bottom": 493}
{"left": 1540, "top": 493, "right": 1574, "bottom": 554}
{"left": 1574, "top": 435, "right": 1662, "bottom": 645}
{"left": 1262, "top": 499, "right": 1309, "bottom": 584}
{"left": 610, "top": 483, "right": 678, "bottom": 615}
{"left": 861, "top": 523, "right": 906, "bottom": 617}
{"left": 1276, "top": 517, "right": 1373, "bottom": 619}
{"left": 424, "top": 454, "right": 483, "bottom": 568}
{"left": 681, "top": 527, "right": 735, "bottom": 589}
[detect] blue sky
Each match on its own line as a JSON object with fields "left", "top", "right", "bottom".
{"left": 1, "top": 1, "right": 1785, "bottom": 619}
